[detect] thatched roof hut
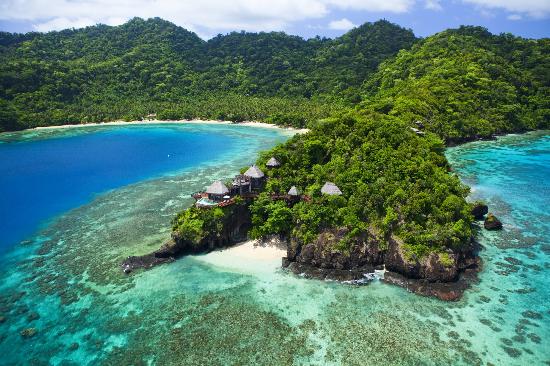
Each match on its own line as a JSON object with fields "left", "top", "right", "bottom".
{"left": 266, "top": 157, "right": 281, "bottom": 168}
{"left": 206, "top": 181, "right": 229, "bottom": 195}
{"left": 321, "top": 182, "right": 342, "bottom": 195}
{"left": 244, "top": 165, "right": 265, "bottom": 179}
{"left": 288, "top": 186, "right": 300, "bottom": 196}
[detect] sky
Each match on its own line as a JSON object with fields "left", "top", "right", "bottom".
{"left": 0, "top": 0, "right": 548, "bottom": 39}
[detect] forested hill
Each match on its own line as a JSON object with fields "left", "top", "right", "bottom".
{"left": 362, "top": 26, "right": 549, "bottom": 143}
{"left": 0, "top": 18, "right": 547, "bottom": 137}
{"left": 0, "top": 17, "right": 416, "bottom": 131}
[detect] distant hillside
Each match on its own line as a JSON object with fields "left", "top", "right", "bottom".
{"left": 0, "top": 17, "right": 416, "bottom": 131}
{"left": 362, "top": 26, "right": 550, "bottom": 142}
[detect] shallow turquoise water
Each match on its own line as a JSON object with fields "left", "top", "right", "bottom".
{"left": 0, "top": 128, "right": 548, "bottom": 365}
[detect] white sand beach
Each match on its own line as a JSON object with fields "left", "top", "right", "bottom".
{"left": 32, "top": 119, "right": 310, "bottom": 134}
{"left": 194, "top": 238, "right": 287, "bottom": 275}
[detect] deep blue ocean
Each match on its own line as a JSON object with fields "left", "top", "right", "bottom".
{"left": 0, "top": 126, "right": 548, "bottom": 365}
{"left": 0, "top": 125, "right": 239, "bottom": 251}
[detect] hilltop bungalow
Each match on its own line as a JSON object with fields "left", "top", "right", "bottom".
{"left": 206, "top": 181, "right": 229, "bottom": 201}
{"left": 244, "top": 165, "right": 265, "bottom": 190}
{"left": 266, "top": 157, "right": 281, "bottom": 168}
{"left": 321, "top": 182, "right": 342, "bottom": 196}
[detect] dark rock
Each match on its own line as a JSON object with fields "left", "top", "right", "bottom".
{"left": 484, "top": 213, "right": 503, "bottom": 230}
{"left": 68, "top": 342, "right": 79, "bottom": 351}
{"left": 385, "top": 236, "right": 461, "bottom": 282}
{"left": 384, "top": 237, "right": 420, "bottom": 278}
{"left": 471, "top": 202, "right": 488, "bottom": 220}
{"left": 286, "top": 262, "right": 374, "bottom": 283}
{"left": 286, "top": 227, "right": 480, "bottom": 301}
{"left": 382, "top": 271, "right": 468, "bottom": 301}
{"left": 291, "top": 227, "right": 384, "bottom": 271}
{"left": 20, "top": 328, "right": 37, "bottom": 338}
{"left": 281, "top": 257, "right": 290, "bottom": 268}
{"left": 0, "top": 315, "right": 6, "bottom": 323}
{"left": 121, "top": 244, "right": 175, "bottom": 274}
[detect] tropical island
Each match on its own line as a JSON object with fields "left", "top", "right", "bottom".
{"left": 1, "top": 18, "right": 548, "bottom": 301}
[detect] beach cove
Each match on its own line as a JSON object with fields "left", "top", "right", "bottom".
{"left": 0, "top": 125, "right": 548, "bottom": 365}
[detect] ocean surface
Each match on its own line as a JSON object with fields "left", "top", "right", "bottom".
{"left": 0, "top": 126, "right": 548, "bottom": 365}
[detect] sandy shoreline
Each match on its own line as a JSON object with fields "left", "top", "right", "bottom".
{"left": 194, "top": 238, "right": 287, "bottom": 274}
{"left": 31, "top": 119, "right": 309, "bottom": 134}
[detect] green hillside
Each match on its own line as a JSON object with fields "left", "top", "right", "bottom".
{"left": 363, "top": 26, "right": 549, "bottom": 143}
{"left": 0, "top": 18, "right": 416, "bottom": 131}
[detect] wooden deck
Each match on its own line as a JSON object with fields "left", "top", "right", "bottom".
{"left": 218, "top": 198, "right": 235, "bottom": 208}
{"left": 193, "top": 190, "right": 311, "bottom": 209}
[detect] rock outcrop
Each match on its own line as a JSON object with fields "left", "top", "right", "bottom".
{"left": 383, "top": 235, "right": 480, "bottom": 300}
{"left": 285, "top": 227, "right": 480, "bottom": 301}
{"left": 288, "top": 227, "right": 384, "bottom": 270}
{"left": 385, "top": 236, "right": 458, "bottom": 282}
{"left": 122, "top": 203, "right": 251, "bottom": 273}
{"left": 284, "top": 227, "right": 384, "bottom": 282}
{"left": 484, "top": 213, "right": 503, "bottom": 230}
{"left": 471, "top": 202, "right": 489, "bottom": 220}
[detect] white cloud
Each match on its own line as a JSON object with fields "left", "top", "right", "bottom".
{"left": 328, "top": 18, "right": 357, "bottom": 30}
{"left": 462, "top": 0, "right": 550, "bottom": 18}
{"left": 0, "top": 0, "right": 418, "bottom": 36}
{"left": 0, "top": 0, "right": 328, "bottom": 35}
{"left": 324, "top": 0, "right": 415, "bottom": 13}
{"left": 424, "top": 0, "right": 443, "bottom": 11}
{"left": 507, "top": 13, "right": 522, "bottom": 20}
{"left": 32, "top": 16, "right": 128, "bottom": 32}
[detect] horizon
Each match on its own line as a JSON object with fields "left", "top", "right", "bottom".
{"left": 0, "top": 1, "right": 549, "bottom": 40}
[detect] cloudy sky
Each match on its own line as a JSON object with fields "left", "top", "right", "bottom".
{"left": 0, "top": 0, "right": 548, "bottom": 39}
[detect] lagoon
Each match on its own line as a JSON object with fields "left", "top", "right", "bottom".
{"left": 0, "top": 127, "right": 548, "bottom": 365}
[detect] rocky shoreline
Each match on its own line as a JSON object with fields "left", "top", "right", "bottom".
{"left": 281, "top": 225, "right": 482, "bottom": 301}
{"left": 123, "top": 195, "right": 495, "bottom": 302}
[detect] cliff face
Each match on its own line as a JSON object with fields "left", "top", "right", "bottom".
{"left": 170, "top": 203, "right": 251, "bottom": 255}
{"left": 384, "top": 236, "right": 460, "bottom": 281}
{"left": 284, "top": 227, "right": 480, "bottom": 301}
{"left": 287, "top": 227, "right": 384, "bottom": 269}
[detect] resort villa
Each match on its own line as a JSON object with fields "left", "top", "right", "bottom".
{"left": 193, "top": 158, "right": 342, "bottom": 208}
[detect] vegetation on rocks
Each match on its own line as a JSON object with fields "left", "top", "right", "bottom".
{"left": 171, "top": 198, "right": 246, "bottom": 248}
{"left": 251, "top": 111, "right": 473, "bottom": 258}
